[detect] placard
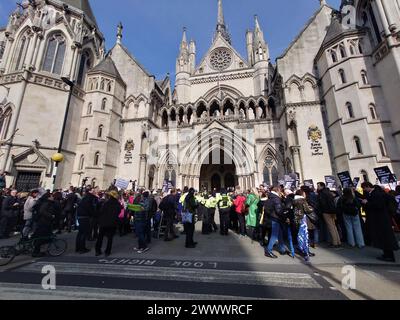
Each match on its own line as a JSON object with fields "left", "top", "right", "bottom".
{"left": 115, "top": 178, "right": 130, "bottom": 190}
{"left": 284, "top": 175, "right": 297, "bottom": 190}
{"left": 374, "top": 166, "right": 393, "bottom": 184}
{"left": 303, "top": 179, "right": 314, "bottom": 189}
{"left": 353, "top": 177, "right": 360, "bottom": 188}
{"left": 338, "top": 171, "right": 354, "bottom": 188}
{"left": 324, "top": 175, "right": 337, "bottom": 190}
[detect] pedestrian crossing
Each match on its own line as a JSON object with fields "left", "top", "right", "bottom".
{"left": 0, "top": 257, "right": 346, "bottom": 300}
{"left": 16, "top": 261, "right": 323, "bottom": 289}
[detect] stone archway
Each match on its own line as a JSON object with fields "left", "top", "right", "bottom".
{"left": 180, "top": 123, "right": 256, "bottom": 190}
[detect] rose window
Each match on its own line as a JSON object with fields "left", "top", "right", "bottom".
{"left": 209, "top": 48, "right": 232, "bottom": 71}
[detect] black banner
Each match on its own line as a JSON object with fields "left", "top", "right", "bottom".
{"left": 338, "top": 171, "right": 353, "bottom": 188}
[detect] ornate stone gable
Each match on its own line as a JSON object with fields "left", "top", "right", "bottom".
{"left": 12, "top": 144, "right": 52, "bottom": 175}
{"left": 193, "top": 33, "right": 249, "bottom": 76}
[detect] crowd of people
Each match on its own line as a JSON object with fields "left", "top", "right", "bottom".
{"left": 0, "top": 178, "right": 399, "bottom": 262}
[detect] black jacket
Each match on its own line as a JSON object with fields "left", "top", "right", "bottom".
{"left": 36, "top": 198, "right": 58, "bottom": 227}
{"left": 159, "top": 194, "right": 177, "bottom": 218}
{"left": 1, "top": 196, "right": 20, "bottom": 218}
{"left": 264, "top": 192, "right": 284, "bottom": 222}
{"left": 63, "top": 192, "right": 78, "bottom": 212}
{"left": 77, "top": 193, "right": 98, "bottom": 218}
{"left": 317, "top": 188, "right": 336, "bottom": 214}
{"left": 364, "top": 187, "right": 399, "bottom": 251}
{"left": 98, "top": 197, "right": 121, "bottom": 228}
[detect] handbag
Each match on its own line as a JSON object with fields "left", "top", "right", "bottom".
{"left": 181, "top": 211, "right": 193, "bottom": 224}
{"left": 306, "top": 211, "right": 319, "bottom": 225}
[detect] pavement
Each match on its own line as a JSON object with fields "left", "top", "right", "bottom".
{"left": 0, "top": 218, "right": 399, "bottom": 300}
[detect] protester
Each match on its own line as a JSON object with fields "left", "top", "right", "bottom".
{"left": 337, "top": 188, "right": 365, "bottom": 249}
{"left": 75, "top": 186, "right": 98, "bottom": 254}
{"left": 0, "top": 189, "right": 20, "bottom": 239}
{"left": 233, "top": 188, "right": 247, "bottom": 237}
{"left": 183, "top": 188, "right": 198, "bottom": 248}
{"left": 245, "top": 188, "right": 260, "bottom": 241}
{"left": 22, "top": 189, "right": 39, "bottom": 239}
{"left": 264, "top": 187, "right": 288, "bottom": 259}
{"left": 317, "top": 182, "right": 342, "bottom": 248}
{"left": 95, "top": 191, "right": 121, "bottom": 257}
{"left": 361, "top": 182, "right": 398, "bottom": 262}
{"left": 159, "top": 188, "right": 179, "bottom": 241}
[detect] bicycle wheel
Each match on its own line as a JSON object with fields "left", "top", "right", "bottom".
{"left": 0, "top": 246, "right": 17, "bottom": 266}
{"left": 47, "top": 239, "right": 67, "bottom": 257}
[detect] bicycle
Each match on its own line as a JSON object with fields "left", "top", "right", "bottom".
{"left": 0, "top": 234, "right": 67, "bottom": 266}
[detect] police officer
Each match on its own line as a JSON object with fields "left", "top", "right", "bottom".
{"left": 198, "top": 192, "right": 211, "bottom": 234}
{"left": 217, "top": 189, "right": 233, "bottom": 236}
{"left": 206, "top": 192, "right": 218, "bottom": 232}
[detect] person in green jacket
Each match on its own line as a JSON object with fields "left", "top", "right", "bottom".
{"left": 245, "top": 188, "right": 260, "bottom": 240}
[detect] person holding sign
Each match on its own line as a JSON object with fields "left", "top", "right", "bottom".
{"left": 317, "top": 182, "right": 342, "bottom": 248}
{"left": 361, "top": 182, "right": 398, "bottom": 262}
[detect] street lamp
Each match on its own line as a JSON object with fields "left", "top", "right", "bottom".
{"left": 50, "top": 77, "right": 74, "bottom": 191}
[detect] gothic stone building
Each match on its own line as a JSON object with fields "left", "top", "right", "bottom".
{"left": 0, "top": 0, "right": 399, "bottom": 191}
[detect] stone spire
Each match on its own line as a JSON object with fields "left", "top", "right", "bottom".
{"left": 214, "top": 0, "right": 231, "bottom": 44}
{"left": 179, "top": 27, "right": 189, "bottom": 57}
{"left": 116, "top": 22, "right": 123, "bottom": 44}
{"left": 320, "top": 0, "right": 327, "bottom": 6}
{"left": 253, "top": 15, "right": 269, "bottom": 63}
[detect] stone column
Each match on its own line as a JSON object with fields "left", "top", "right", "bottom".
{"left": 381, "top": 0, "right": 398, "bottom": 32}
{"left": 24, "top": 32, "right": 37, "bottom": 69}
{"left": 138, "top": 154, "right": 147, "bottom": 187}
{"left": 373, "top": 0, "right": 394, "bottom": 45}
{"left": 154, "top": 166, "right": 159, "bottom": 189}
{"left": 290, "top": 146, "right": 303, "bottom": 182}
{"left": 194, "top": 176, "right": 200, "bottom": 190}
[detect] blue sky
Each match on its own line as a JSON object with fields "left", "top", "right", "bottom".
{"left": 0, "top": 0, "right": 341, "bottom": 80}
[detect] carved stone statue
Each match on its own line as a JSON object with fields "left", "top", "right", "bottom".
{"left": 201, "top": 111, "right": 207, "bottom": 119}
{"left": 239, "top": 109, "right": 245, "bottom": 120}
{"left": 256, "top": 106, "right": 263, "bottom": 119}
{"left": 248, "top": 108, "right": 255, "bottom": 120}
{"left": 215, "top": 110, "right": 220, "bottom": 117}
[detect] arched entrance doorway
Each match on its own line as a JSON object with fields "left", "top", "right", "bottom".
{"left": 200, "top": 149, "right": 237, "bottom": 192}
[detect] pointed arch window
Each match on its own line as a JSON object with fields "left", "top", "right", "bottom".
{"left": 97, "top": 125, "right": 104, "bottom": 138}
{"left": 360, "top": 170, "right": 369, "bottom": 182}
{"left": 87, "top": 103, "right": 92, "bottom": 115}
{"left": 358, "top": 42, "right": 363, "bottom": 54}
{"left": 42, "top": 34, "right": 66, "bottom": 75}
{"left": 78, "top": 155, "right": 85, "bottom": 170}
{"left": 331, "top": 51, "right": 338, "bottom": 63}
{"left": 369, "top": 104, "right": 377, "bottom": 120}
{"left": 94, "top": 152, "right": 100, "bottom": 166}
{"left": 353, "top": 136, "right": 363, "bottom": 155}
{"left": 0, "top": 108, "right": 12, "bottom": 139}
{"left": 378, "top": 138, "right": 387, "bottom": 157}
{"left": 77, "top": 51, "right": 92, "bottom": 87}
{"left": 101, "top": 98, "right": 107, "bottom": 111}
{"left": 349, "top": 44, "right": 355, "bottom": 55}
{"left": 0, "top": 41, "right": 5, "bottom": 60}
{"left": 339, "top": 69, "right": 347, "bottom": 84}
{"left": 13, "top": 33, "right": 31, "bottom": 71}
{"left": 83, "top": 128, "right": 88, "bottom": 142}
{"left": 346, "top": 102, "right": 355, "bottom": 119}
{"left": 339, "top": 45, "right": 347, "bottom": 58}
{"left": 361, "top": 70, "right": 369, "bottom": 85}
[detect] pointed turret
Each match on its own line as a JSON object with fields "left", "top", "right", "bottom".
{"left": 116, "top": 22, "right": 123, "bottom": 44}
{"left": 175, "top": 27, "right": 191, "bottom": 104}
{"left": 214, "top": 0, "right": 231, "bottom": 44}
{"left": 251, "top": 15, "right": 269, "bottom": 96}
{"left": 253, "top": 15, "right": 269, "bottom": 63}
